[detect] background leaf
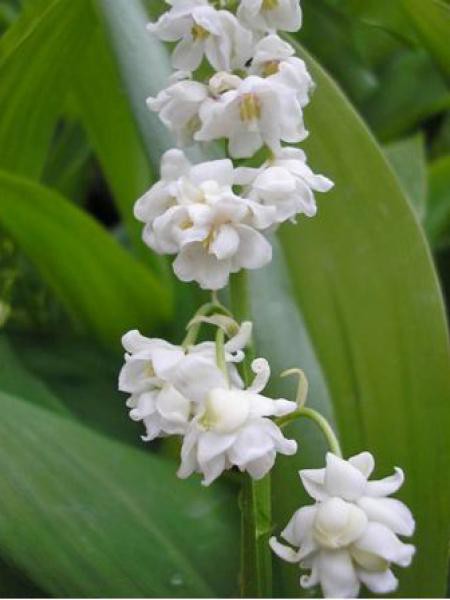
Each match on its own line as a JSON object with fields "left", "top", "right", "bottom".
{"left": 0, "top": 391, "right": 239, "bottom": 597}
{"left": 0, "top": 171, "right": 171, "bottom": 346}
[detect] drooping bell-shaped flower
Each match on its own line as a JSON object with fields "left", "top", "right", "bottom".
{"left": 195, "top": 74, "right": 307, "bottom": 158}
{"left": 135, "top": 149, "right": 275, "bottom": 290}
{"left": 174, "top": 357, "right": 297, "bottom": 485}
{"left": 270, "top": 452, "right": 415, "bottom": 598}
{"left": 119, "top": 324, "right": 251, "bottom": 441}
{"left": 237, "top": 0, "right": 302, "bottom": 34}
{"left": 148, "top": 1, "right": 253, "bottom": 72}
{"left": 235, "top": 147, "right": 333, "bottom": 223}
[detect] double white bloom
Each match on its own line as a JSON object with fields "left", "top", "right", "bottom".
{"left": 134, "top": 149, "right": 273, "bottom": 290}
{"left": 119, "top": 324, "right": 297, "bottom": 485}
{"left": 270, "top": 452, "right": 415, "bottom": 598}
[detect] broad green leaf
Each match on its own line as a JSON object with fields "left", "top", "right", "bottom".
{"left": 0, "top": 0, "right": 95, "bottom": 177}
{"left": 402, "top": 0, "right": 450, "bottom": 82}
{"left": 7, "top": 332, "right": 138, "bottom": 444}
{"left": 425, "top": 155, "right": 450, "bottom": 248}
{"left": 278, "top": 38, "right": 450, "bottom": 597}
{"left": 0, "top": 171, "right": 171, "bottom": 346}
{"left": 384, "top": 133, "right": 427, "bottom": 221}
{"left": 0, "top": 391, "right": 239, "bottom": 597}
{"left": 71, "top": 25, "right": 154, "bottom": 259}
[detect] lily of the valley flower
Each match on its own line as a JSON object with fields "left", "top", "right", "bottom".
{"left": 175, "top": 357, "right": 298, "bottom": 485}
{"left": 235, "top": 147, "right": 334, "bottom": 223}
{"left": 250, "top": 35, "right": 313, "bottom": 107}
{"left": 270, "top": 452, "right": 415, "bottom": 598}
{"left": 148, "top": 1, "right": 253, "bottom": 72}
{"left": 119, "top": 326, "right": 249, "bottom": 440}
{"left": 195, "top": 74, "right": 308, "bottom": 158}
{"left": 237, "top": 0, "right": 302, "bottom": 33}
{"left": 147, "top": 72, "right": 209, "bottom": 146}
{"left": 135, "top": 149, "right": 275, "bottom": 290}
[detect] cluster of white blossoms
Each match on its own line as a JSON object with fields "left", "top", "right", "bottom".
{"left": 270, "top": 453, "right": 415, "bottom": 598}
{"left": 136, "top": 0, "right": 333, "bottom": 290}
{"left": 119, "top": 320, "right": 297, "bottom": 485}
{"left": 119, "top": 2, "right": 416, "bottom": 598}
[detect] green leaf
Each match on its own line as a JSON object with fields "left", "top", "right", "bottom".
{"left": 384, "top": 133, "right": 427, "bottom": 221}
{"left": 278, "top": 38, "right": 450, "bottom": 597}
{"left": 402, "top": 0, "right": 450, "bottom": 82}
{"left": 0, "top": 0, "right": 95, "bottom": 177}
{"left": 425, "top": 155, "right": 450, "bottom": 248}
{"left": 0, "top": 391, "right": 239, "bottom": 597}
{"left": 71, "top": 25, "right": 155, "bottom": 259}
{"left": 0, "top": 171, "right": 171, "bottom": 346}
{"left": 362, "top": 49, "right": 450, "bottom": 142}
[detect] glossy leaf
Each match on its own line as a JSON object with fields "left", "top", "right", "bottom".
{"left": 0, "top": 171, "right": 171, "bottom": 346}
{"left": 0, "top": 0, "right": 94, "bottom": 177}
{"left": 0, "top": 391, "right": 239, "bottom": 597}
{"left": 277, "top": 37, "right": 450, "bottom": 597}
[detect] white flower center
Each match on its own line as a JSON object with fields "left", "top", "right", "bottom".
{"left": 350, "top": 547, "right": 389, "bottom": 573}
{"left": 191, "top": 23, "right": 209, "bottom": 41}
{"left": 313, "top": 497, "right": 368, "bottom": 549}
{"left": 200, "top": 388, "right": 250, "bottom": 433}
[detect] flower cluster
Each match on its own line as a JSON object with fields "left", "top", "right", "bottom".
{"left": 137, "top": 0, "right": 333, "bottom": 290}
{"left": 119, "top": 2, "right": 416, "bottom": 597}
{"left": 270, "top": 452, "right": 415, "bottom": 598}
{"left": 119, "top": 320, "right": 298, "bottom": 485}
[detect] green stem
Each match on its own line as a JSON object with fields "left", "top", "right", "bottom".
{"left": 277, "top": 407, "right": 343, "bottom": 458}
{"left": 182, "top": 300, "right": 231, "bottom": 349}
{"left": 230, "top": 271, "right": 272, "bottom": 599}
{"left": 215, "top": 327, "right": 229, "bottom": 384}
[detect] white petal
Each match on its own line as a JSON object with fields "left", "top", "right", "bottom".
{"left": 357, "top": 496, "right": 415, "bottom": 536}
{"left": 357, "top": 567, "right": 398, "bottom": 594}
{"left": 197, "top": 431, "right": 236, "bottom": 464}
{"left": 319, "top": 550, "right": 360, "bottom": 599}
{"left": 235, "top": 225, "right": 272, "bottom": 270}
{"left": 353, "top": 522, "right": 415, "bottom": 567}
{"left": 245, "top": 451, "right": 276, "bottom": 479}
{"left": 173, "top": 242, "right": 232, "bottom": 290}
{"left": 269, "top": 536, "right": 301, "bottom": 563}
{"left": 189, "top": 158, "right": 234, "bottom": 187}
{"left": 324, "top": 453, "right": 367, "bottom": 501}
{"left": 156, "top": 384, "right": 190, "bottom": 424}
{"left": 227, "top": 421, "right": 274, "bottom": 467}
{"left": 160, "top": 148, "right": 191, "bottom": 181}
{"left": 365, "top": 467, "right": 405, "bottom": 497}
{"left": 282, "top": 505, "right": 317, "bottom": 547}
{"left": 300, "top": 467, "right": 327, "bottom": 501}
{"left": 348, "top": 451, "right": 374, "bottom": 478}
{"left": 169, "top": 354, "right": 227, "bottom": 404}
{"left": 172, "top": 38, "right": 205, "bottom": 71}
{"left": 201, "top": 453, "right": 227, "bottom": 486}
{"left": 210, "top": 225, "right": 240, "bottom": 260}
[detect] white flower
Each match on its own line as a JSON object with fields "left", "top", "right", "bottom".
{"left": 235, "top": 147, "right": 334, "bottom": 223}
{"left": 148, "top": 1, "right": 253, "bottom": 72}
{"left": 250, "top": 35, "right": 313, "bottom": 107}
{"left": 237, "top": 0, "right": 302, "bottom": 33}
{"left": 119, "top": 326, "right": 249, "bottom": 440}
{"left": 147, "top": 72, "right": 209, "bottom": 146}
{"left": 195, "top": 75, "right": 307, "bottom": 158}
{"left": 135, "top": 149, "right": 275, "bottom": 290}
{"left": 270, "top": 452, "right": 415, "bottom": 598}
{"left": 173, "top": 357, "right": 298, "bottom": 485}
